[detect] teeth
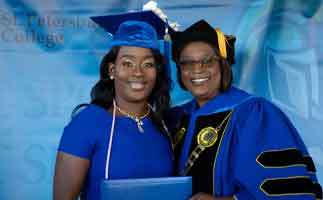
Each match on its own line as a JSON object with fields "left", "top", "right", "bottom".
{"left": 192, "top": 78, "right": 208, "bottom": 83}
{"left": 129, "top": 82, "right": 144, "bottom": 89}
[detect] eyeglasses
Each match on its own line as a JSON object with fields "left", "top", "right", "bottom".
{"left": 178, "top": 55, "right": 220, "bottom": 71}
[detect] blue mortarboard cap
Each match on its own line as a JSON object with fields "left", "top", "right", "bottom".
{"left": 91, "top": 11, "right": 174, "bottom": 50}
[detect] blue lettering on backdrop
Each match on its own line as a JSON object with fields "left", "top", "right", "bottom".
{"left": 0, "top": 0, "right": 322, "bottom": 199}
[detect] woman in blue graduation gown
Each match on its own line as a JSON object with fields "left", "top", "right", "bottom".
{"left": 53, "top": 14, "right": 174, "bottom": 200}
{"left": 167, "top": 19, "right": 322, "bottom": 200}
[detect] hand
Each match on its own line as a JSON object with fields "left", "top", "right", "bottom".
{"left": 189, "top": 192, "right": 233, "bottom": 200}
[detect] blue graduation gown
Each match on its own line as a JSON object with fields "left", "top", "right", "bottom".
{"left": 167, "top": 87, "right": 322, "bottom": 199}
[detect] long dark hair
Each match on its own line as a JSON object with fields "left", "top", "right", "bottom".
{"left": 74, "top": 46, "right": 172, "bottom": 135}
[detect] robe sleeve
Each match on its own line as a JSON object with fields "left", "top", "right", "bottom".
{"left": 231, "top": 97, "right": 322, "bottom": 200}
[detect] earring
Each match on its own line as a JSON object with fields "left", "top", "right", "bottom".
{"left": 110, "top": 75, "right": 114, "bottom": 80}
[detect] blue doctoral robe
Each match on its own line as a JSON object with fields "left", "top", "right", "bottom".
{"left": 167, "top": 87, "right": 322, "bottom": 199}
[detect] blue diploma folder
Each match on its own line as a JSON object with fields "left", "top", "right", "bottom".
{"left": 101, "top": 176, "right": 192, "bottom": 200}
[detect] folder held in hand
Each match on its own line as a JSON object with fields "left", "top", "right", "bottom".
{"left": 101, "top": 176, "right": 192, "bottom": 200}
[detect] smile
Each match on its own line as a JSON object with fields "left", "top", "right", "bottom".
{"left": 191, "top": 77, "right": 209, "bottom": 84}
{"left": 129, "top": 81, "right": 146, "bottom": 90}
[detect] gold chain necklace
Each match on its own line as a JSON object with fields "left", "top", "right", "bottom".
{"left": 113, "top": 100, "right": 151, "bottom": 133}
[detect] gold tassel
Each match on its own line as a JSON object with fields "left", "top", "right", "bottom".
{"left": 164, "top": 33, "right": 171, "bottom": 41}
{"left": 164, "top": 20, "right": 171, "bottom": 41}
{"left": 215, "top": 28, "right": 227, "bottom": 59}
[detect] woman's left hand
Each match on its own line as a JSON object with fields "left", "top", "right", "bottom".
{"left": 189, "top": 192, "right": 233, "bottom": 200}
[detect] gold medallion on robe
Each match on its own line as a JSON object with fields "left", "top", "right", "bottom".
{"left": 197, "top": 127, "right": 218, "bottom": 148}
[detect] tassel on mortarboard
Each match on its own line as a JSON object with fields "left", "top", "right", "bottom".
{"left": 214, "top": 28, "right": 227, "bottom": 59}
